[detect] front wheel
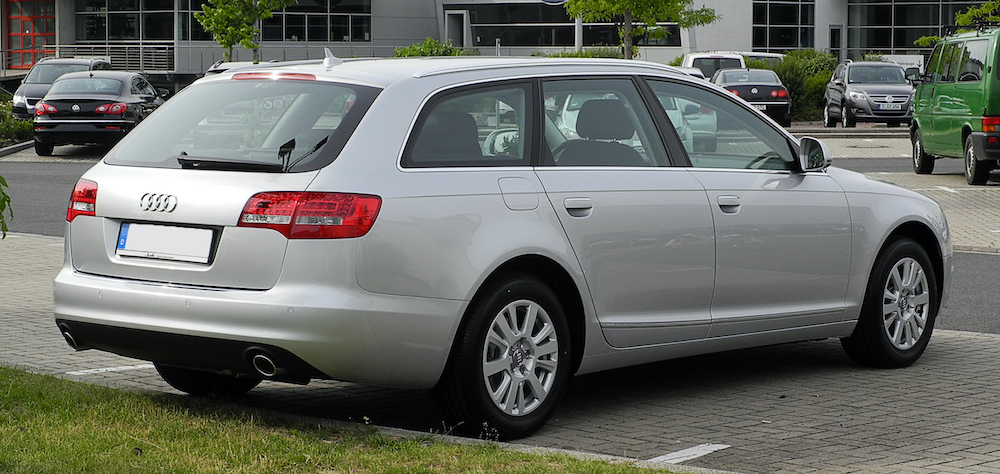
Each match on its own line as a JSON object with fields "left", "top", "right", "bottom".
{"left": 965, "top": 135, "right": 992, "bottom": 185}
{"left": 841, "top": 238, "right": 938, "bottom": 368}
{"left": 912, "top": 129, "right": 935, "bottom": 174}
{"left": 433, "top": 273, "right": 571, "bottom": 439}
{"left": 823, "top": 103, "right": 836, "bottom": 128}
{"left": 155, "top": 363, "right": 262, "bottom": 397}
{"left": 841, "top": 104, "right": 856, "bottom": 128}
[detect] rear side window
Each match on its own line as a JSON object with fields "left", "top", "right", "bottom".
{"left": 402, "top": 82, "right": 531, "bottom": 168}
{"left": 106, "top": 79, "right": 380, "bottom": 172}
{"left": 958, "top": 39, "right": 989, "bottom": 82}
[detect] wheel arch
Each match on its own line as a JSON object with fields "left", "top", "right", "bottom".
{"left": 881, "top": 222, "right": 946, "bottom": 314}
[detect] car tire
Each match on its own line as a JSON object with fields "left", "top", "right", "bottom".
{"left": 840, "top": 104, "right": 856, "bottom": 128}
{"left": 911, "top": 129, "right": 935, "bottom": 174}
{"left": 155, "top": 363, "right": 262, "bottom": 397}
{"left": 433, "top": 273, "right": 572, "bottom": 440}
{"left": 965, "top": 135, "right": 992, "bottom": 185}
{"left": 841, "top": 238, "right": 938, "bottom": 369}
{"left": 34, "top": 140, "right": 53, "bottom": 156}
{"left": 823, "top": 104, "right": 836, "bottom": 128}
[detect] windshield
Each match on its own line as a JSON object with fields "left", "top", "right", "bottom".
{"left": 722, "top": 70, "right": 780, "bottom": 85}
{"left": 105, "top": 78, "right": 380, "bottom": 172}
{"left": 24, "top": 64, "right": 90, "bottom": 84}
{"left": 848, "top": 65, "right": 907, "bottom": 84}
{"left": 49, "top": 78, "right": 123, "bottom": 95}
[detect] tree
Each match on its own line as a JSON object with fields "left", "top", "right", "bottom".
{"left": 195, "top": 0, "right": 294, "bottom": 63}
{"left": 0, "top": 174, "right": 11, "bottom": 239}
{"left": 915, "top": 2, "right": 1000, "bottom": 47}
{"left": 565, "top": 0, "right": 718, "bottom": 59}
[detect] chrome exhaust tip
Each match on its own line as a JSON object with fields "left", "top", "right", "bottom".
{"left": 250, "top": 352, "right": 285, "bottom": 377}
{"left": 59, "top": 325, "right": 89, "bottom": 351}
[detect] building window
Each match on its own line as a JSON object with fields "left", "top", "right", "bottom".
{"left": 752, "top": 0, "right": 814, "bottom": 53}
{"left": 183, "top": 0, "right": 370, "bottom": 43}
{"left": 846, "top": 1, "right": 977, "bottom": 58}
{"left": 76, "top": 0, "right": 173, "bottom": 42}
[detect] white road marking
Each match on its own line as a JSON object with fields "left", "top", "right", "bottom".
{"left": 65, "top": 364, "right": 155, "bottom": 376}
{"left": 936, "top": 186, "right": 959, "bottom": 194}
{"left": 646, "top": 443, "right": 731, "bottom": 464}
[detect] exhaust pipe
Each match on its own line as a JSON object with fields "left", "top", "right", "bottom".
{"left": 59, "top": 325, "right": 90, "bottom": 351}
{"left": 250, "top": 352, "right": 286, "bottom": 377}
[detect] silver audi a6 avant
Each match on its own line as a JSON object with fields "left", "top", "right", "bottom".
{"left": 54, "top": 54, "right": 952, "bottom": 439}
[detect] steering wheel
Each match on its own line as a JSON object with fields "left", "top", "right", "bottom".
{"left": 745, "top": 151, "right": 785, "bottom": 170}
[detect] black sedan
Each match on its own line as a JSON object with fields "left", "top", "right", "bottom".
{"left": 711, "top": 68, "right": 791, "bottom": 127}
{"left": 32, "top": 71, "right": 167, "bottom": 156}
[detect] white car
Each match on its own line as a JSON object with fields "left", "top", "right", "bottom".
{"left": 54, "top": 53, "right": 952, "bottom": 440}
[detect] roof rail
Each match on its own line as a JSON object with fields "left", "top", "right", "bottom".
{"left": 943, "top": 20, "right": 999, "bottom": 37}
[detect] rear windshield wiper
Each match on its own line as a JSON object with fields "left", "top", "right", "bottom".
{"left": 176, "top": 152, "right": 283, "bottom": 172}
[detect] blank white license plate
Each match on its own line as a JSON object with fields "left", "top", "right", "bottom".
{"left": 878, "top": 103, "right": 903, "bottom": 110}
{"left": 754, "top": 104, "right": 767, "bottom": 110}
{"left": 116, "top": 223, "right": 213, "bottom": 264}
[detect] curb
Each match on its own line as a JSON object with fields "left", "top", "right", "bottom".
{"left": 0, "top": 141, "right": 32, "bottom": 157}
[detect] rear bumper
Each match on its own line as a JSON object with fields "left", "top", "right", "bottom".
{"left": 53, "top": 263, "right": 464, "bottom": 389}
{"left": 34, "top": 122, "right": 133, "bottom": 145}
{"left": 970, "top": 132, "right": 1000, "bottom": 161}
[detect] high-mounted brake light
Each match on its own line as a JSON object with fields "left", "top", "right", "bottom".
{"left": 238, "top": 192, "right": 381, "bottom": 239}
{"left": 232, "top": 72, "right": 316, "bottom": 81}
{"left": 984, "top": 116, "right": 1000, "bottom": 133}
{"left": 67, "top": 179, "right": 98, "bottom": 222}
{"left": 34, "top": 103, "right": 58, "bottom": 115}
{"left": 96, "top": 103, "right": 127, "bottom": 115}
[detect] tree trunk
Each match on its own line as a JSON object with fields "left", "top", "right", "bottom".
{"left": 622, "top": 8, "right": 634, "bottom": 60}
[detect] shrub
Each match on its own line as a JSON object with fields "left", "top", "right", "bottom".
{"left": 0, "top": 95, "right": 32, "bottom": 147}
{"left": 393, "top": 38, "right": 467, "bottom": 57}
{"left": 767, "top": 49, "right": 838, "bottom": 122}
{"left": 533, "top": 46, "right": 623, "bottom": 59}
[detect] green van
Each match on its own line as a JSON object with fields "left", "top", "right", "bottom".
{"left": 911, "top": 28, "right": 1000, "bottom": 184}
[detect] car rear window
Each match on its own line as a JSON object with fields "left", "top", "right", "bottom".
{"left": 49, "top": 78, "right": 123, "bottom": 95}
{"left": 105, "top": 78, "right": 380, "bottom": 172}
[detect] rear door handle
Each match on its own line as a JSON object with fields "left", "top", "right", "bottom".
{"left": 717, "top": 195, "right": 740, "bottom": 214}
{"left": 563, "top": 197, "right": 593, "bottom": 217}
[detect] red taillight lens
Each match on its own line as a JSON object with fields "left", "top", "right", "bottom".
{"left": 728, "top": 89, "right": 739, "bottom": 96}
{"left": 96, "top": 103, "right": 127, "bottom": 115}
{"left": 238, "top": 192, "right": 381, "bottom": 239}
{"left": 984, "top": 116, "right": 1000, "bottom": 133}
{"left": 34, "top": 103, "right": 57, "bottom": 115}
{"left": 769, "top": 89, "right": 788, "bottom": 98}
{"left": 67, "top": 179, "right": 98, "bottom": 222}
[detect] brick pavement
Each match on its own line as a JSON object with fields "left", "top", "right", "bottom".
{"left": 6, "top": 138, "right": 1000, "bottom": 473}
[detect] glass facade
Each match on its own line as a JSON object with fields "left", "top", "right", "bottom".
{"left": 443, "top": 3, "right": 680, "bottom": 48}
{"left": 75, "top": 0, "right": 173, "bottom": 41}
{"left": 752, "top": 0, "right": 815, "bottom": 53}
{"left": 179, "top": 0, "right": 371, "bottom": 42}
{"left": 846, "top": 1, "right": 980, "bottom": 58}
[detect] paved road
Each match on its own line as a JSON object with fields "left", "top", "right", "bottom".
{"left": 7, "top": 137, "right": 1000, "bottom": 473}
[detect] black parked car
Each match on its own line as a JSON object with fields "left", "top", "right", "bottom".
{"left": 32, "top": 71, "right": 167, "bottom": 156}
{"left": 711, "top": 68, "right": 791, "bottom": 127}
{"left": 11, "top": 57, "right": 112, "bottom": 120}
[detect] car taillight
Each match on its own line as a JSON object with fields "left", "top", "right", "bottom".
{"left": 96, "top": 103, "right": 127, "bottom": 115}
{"left": 770, "top": 89, "right": 788, "bottom": 98}
{"left": 984, "top": 116, "right": 1000, "bottom": 133}
{"left": 728, "top": 89, "right": 739, "bottom": 96}
{"left": 238, "top": 192, "right": 381, "bottom": 239}
{"left": 34, "top": 103, "right": 57, "bottom": 115}
{"left": 67, "top": 179, "right": 98, "bottom": 222}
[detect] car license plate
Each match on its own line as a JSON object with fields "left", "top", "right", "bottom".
{"left": 116, "top": 223, "right": 213, "bottom": 264}
{"left": 878, "top": 103, "right": 903, "bottom": 110}
{"left": 754, "top": 104, "right": 767, "bottom": 111}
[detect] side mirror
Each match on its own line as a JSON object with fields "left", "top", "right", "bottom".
{"left": 833, "top": 79, "right": 845, "bottom": 87}
{"left": 157, "top": 88, "right": 171, "bottom": 98}
{"left": 798, "top": 136, "right": 831, "bottom": 171}
{"left": 905, "top": 67, "right": 921, "bottom": 82}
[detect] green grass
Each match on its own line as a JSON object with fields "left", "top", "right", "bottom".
{"left": 0, "top": 367, "right": 675, "bottom": 473}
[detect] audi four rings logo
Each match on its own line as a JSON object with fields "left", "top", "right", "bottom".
{"left": 140, "top": 193, "right": 178, "bottom": 212}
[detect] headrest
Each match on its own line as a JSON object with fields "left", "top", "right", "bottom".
{"left": 576, "top": 99, "right": 636, "bottom": 140}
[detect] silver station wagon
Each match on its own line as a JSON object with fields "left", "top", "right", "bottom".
{"left": 54, "top": 54, "right": 952, "bottom": 439}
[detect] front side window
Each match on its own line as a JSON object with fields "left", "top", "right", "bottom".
{"left": 541, "top": 78, "right": 666, "bottom": 167}
{"left": 403, "top": 83, "right": 530, "bottom": 168}
{"left": 106, "top": 79, "right": 379, "bottom": 172}
{"left": 646, "top": 78, "right": 794, "bottom": 170}
{"left": 936, "top": 43, "right": 958, "bottom": 83}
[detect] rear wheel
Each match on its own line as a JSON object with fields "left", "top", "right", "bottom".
{"left": 155, "top": 363, "right": 262, "bottom": 397}
{"left": 34, "top": 140, "right": 53, "bottom": 156}
{"left": 433, "top": 273, "right": 571, "bottom": 439}
{"left": 911, "top": 129, "right": 935, "bottom": 174}
{"left": 841, "top": 238, "right": 937, "bottom": 368}
{"left": 965, "top": 135, "right": 992, "bottom": 185}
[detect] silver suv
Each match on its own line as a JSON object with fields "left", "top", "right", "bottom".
{"left": 54, "top": 54, "right": 952, "bottom": 439}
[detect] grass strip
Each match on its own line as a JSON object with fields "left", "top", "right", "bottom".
{"left": 0, "top": 367, "right": 675, "bottom": 473}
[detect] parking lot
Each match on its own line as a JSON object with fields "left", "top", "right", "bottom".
{"left": 5, "top": 136, "right": 1000, "bottom": 473}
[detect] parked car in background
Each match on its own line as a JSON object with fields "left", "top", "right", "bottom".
{"left": 712, "top": 68, "right": 791, "bottom": 127}
{"left": 54, "top": 54, "right": 951, "bottom": 440}
{"left": 673, "top": 66, "right": 706, "bottom": 80}
{"left": 11, "top": 57, "right": 112, "bottom": 120}
{"left": 823, "top": 60, "right": 915, "bottom": 128}
{"left": 911, "top": 27, "right": 1000, "bottom": 185}
{"left": 680, "top": 52, "right": 745, "bottom": 80}
{"left": 32, "top": 71, "right": 166, "bottom": 156}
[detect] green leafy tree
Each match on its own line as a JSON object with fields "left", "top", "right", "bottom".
{"left": 195, "top": 0, "right": 294, "bottom": 63}
{"left": 565, "top": 0, "right": 718, "bottom": 60}
{"left": 915, "top": 2, "right": 1000, "bottom": 47}
{"left": 0, "top": 174, "right": 10, "bottom": 239}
